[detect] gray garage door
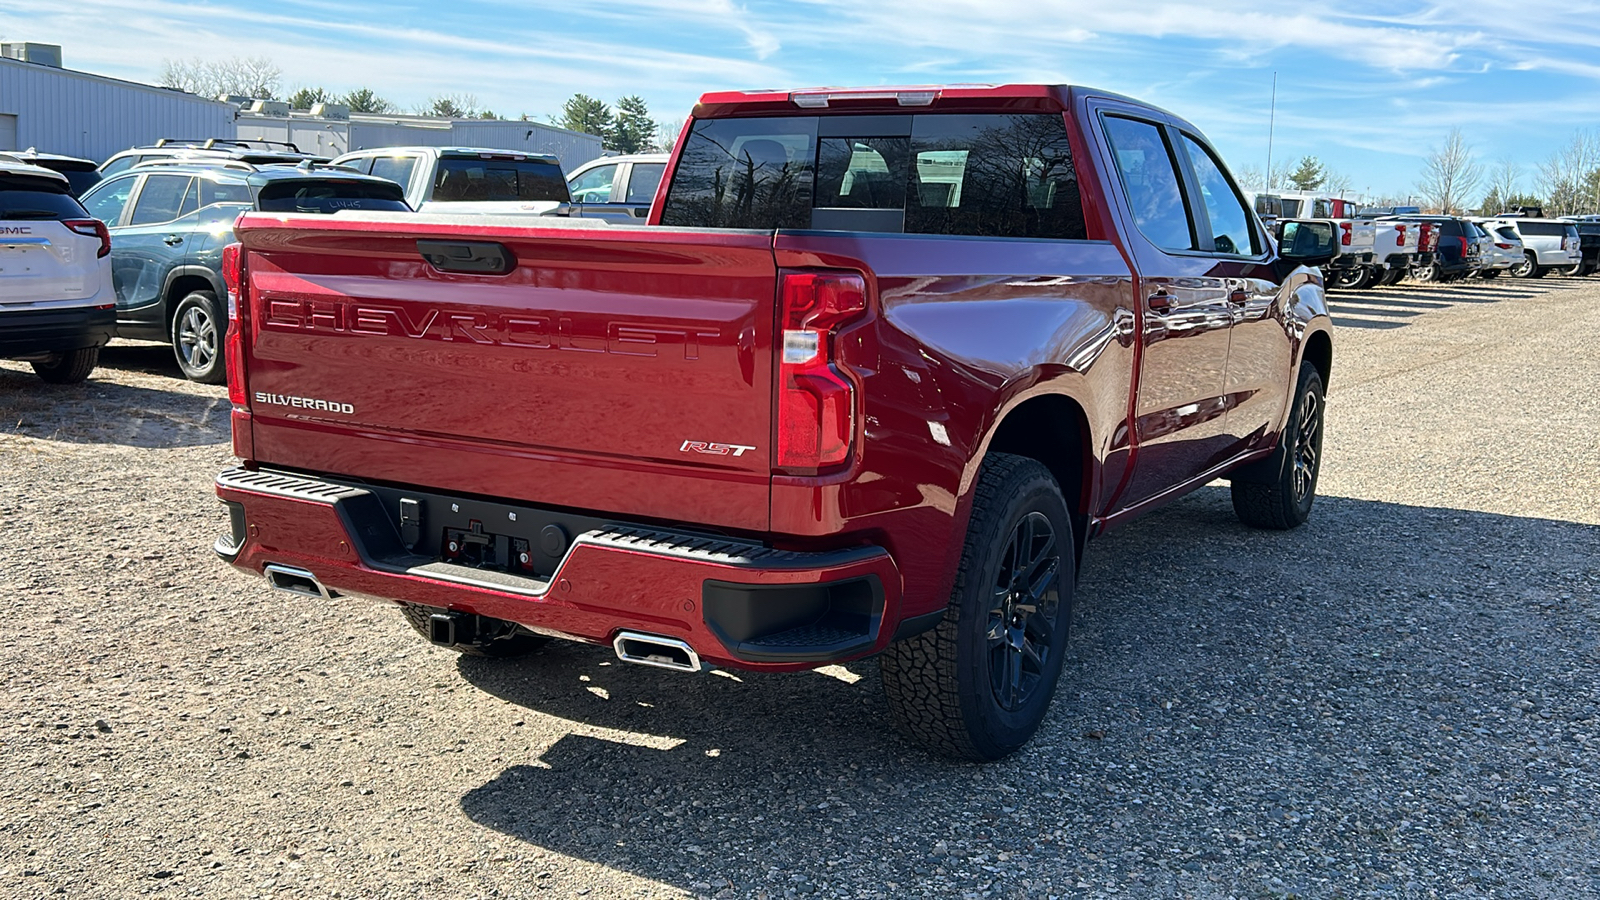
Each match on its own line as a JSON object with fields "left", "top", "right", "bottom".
{"left": 0, "top": 115, "right": 17, "bottom": 151}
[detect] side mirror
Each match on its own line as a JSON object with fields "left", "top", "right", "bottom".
{"left": 1277, "top": 220, "right": 1338, "bottom": 268}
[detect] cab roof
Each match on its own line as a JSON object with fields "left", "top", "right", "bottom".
{"left": 691, "top": 83, "right": 1165, "bottom": 119}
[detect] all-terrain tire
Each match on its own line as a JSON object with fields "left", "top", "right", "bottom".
{"left": 31, "top": 346, "right": 99, "bottom": 384}
{"left": 879, "top": 454, "right": 1075, "bottom": 762}
{"left": 171, "top": 290, "right": 226, "bottom": 384}
{"left": 1379, "top": 267, "right": 1406, "bottom": 286}
{"left": 399, "top": 604, "right": 549, "bottom": 658}
{"left": 1230, "top": 363, "right": 1325, "bottom": 530}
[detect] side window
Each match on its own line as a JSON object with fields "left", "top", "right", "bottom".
{"left": 128, "top": 175, "right": 194, "bottom": 225}
{"left": 1102, "top": 116, "right": 1195, "bottom": 252}
{"left": 1180, "top": 133, "right": 1258, "bottom": 256}
{"left": 81, "top": 176, "right": 137, "bottom": 225}
{"left": 200, "top": 178, "right": 254, "bottom": 207}
{"left": 659, "top": 117, "right": 816, "bottom": 229}
{"left": 569, "top": 164, "right": 618, "bottom": 203}
{"left": 99, "top": 155, "right": 141, "bottom": 177}
{"left": 176, "top": 178, "right": 200, "bottom": 219}
{"left": 338, "top": 156, "right": 374, "bottom": 174}
{"left": 369, "top": 156, "right": 416, "bottom": 187}
{"left": 624, "top": 162, "right": 665, "bottom": 204}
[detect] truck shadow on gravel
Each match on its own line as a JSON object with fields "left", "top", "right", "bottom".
{"left": 456, "top": 489, "right": 1599, "bottom": 896}
{"left": 0, "top": 363, "right": 228, "bottom": 449}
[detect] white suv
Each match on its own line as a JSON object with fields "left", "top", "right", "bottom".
{"left": 0, "top": 161, "right": 116, "bottom": 383}
{"left": 331, "top": 147, "right": 571, "bottom": 216}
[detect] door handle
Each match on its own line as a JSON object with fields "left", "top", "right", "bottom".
{"left": 1147, "top": 289, "right": 1174, "bottom": 313}
{"left": 163, "top": 235, "right": 184, "bottom": 246}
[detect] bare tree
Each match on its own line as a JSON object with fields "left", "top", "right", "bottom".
{"left": 1416, "top": 128, "right": 1480, "bottom": 215}
{"left": 1537, "top": 129, "right": 1600, "bottom": 216}
{"left": 159, "top": 56, "right": 281, "bottom": 99}
{"left": 1484, "top": 158, "right": 1523, "bottom": 208}
{"left": 1323, "top": 169, "right": 1354, "bottom": 195}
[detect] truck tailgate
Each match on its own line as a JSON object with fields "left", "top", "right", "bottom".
{"left": 233, "top": 213, "right": 776, "bottom": 532}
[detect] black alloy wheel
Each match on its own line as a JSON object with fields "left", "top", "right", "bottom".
{"left": 879, "top": 454, "right": 1075, "bottom": 762}
{"left": 986, "top": 511, "right": 1062, "bottom": 712}
{"left": 1230, "top": 362, "right": 1325, "bottom": 530}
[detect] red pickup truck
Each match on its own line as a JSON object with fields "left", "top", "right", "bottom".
{"left": 213, "top": 84, "right": 1336, "bottom": 761}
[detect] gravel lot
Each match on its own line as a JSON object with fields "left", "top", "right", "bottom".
{"left": 2, "top": 275, "right": 1596, "bottom": 899}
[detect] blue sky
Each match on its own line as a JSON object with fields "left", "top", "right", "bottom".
{"left": 5, "top": 0, "right": 1599, "bottom": 199}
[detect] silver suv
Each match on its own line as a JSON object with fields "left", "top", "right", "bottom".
{"left": 1486, "top": 218, "right": 1583, "bottom": 278}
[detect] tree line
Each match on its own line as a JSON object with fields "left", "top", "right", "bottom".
{"left": 156, "top": 56, "right": 678, "bottom": 152}
{"left": 1236, "top": 128, "right": 1600, "bottom": 217}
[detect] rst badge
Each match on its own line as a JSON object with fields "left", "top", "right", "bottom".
{"left": 680, "top": 440, "right": 756, "bottom": 458}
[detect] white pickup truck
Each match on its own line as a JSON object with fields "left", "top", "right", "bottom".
{"left": 1264, "top": 191, "right": 1417, "bottom": 289}
{"left": 330, "top": 147, "right": 571, "bottom": 217}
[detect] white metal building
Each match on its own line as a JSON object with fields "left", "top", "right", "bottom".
{"left": 234, "top": 110, "right": 606, "bottom": 169}
{"left": 0, "top": 46, "right": 235, "bottom": 162}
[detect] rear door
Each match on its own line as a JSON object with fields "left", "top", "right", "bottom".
{"left": 1092, "top": 106, "right": 1240, "bottom": 505}
{"left": 237, "top": 217, "right": 778, "bottom": 531}
{"left": 0, "top": 174, "right": 103, "bottom": 308}
{"left": 109, "top": 173, "right": 198, "bottom": 328}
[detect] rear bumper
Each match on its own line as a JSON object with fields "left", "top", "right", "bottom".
{"left": 214, "top": 467, "right": 906, "bottom": 671}
{"left": 0, "top": 304, "right": 115, "bottom": 358}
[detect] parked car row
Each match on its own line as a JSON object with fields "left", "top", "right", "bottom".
{"left": 1252, "top": 190, "right": 1590, "bottom": 289}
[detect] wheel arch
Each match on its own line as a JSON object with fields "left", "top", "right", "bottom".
{"left": 162, "top": 266, "right": 223, "bottom": 329}
{"left": 1301, "top": 327, "right": 1332, "bottom": 391}
{"left": 977, "top": 390, "right": 1095, "bottom": 564}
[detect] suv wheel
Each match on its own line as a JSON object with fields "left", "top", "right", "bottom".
{"left": 31, "top": 346, "right": 99, "bottom": 384}
{"left": 1509, "top": 253, "right": 1536, "bottom": 278}
{"left": 879, "top": 454, "right": 1074, "bottom": 762}
{"left": 1230, "top": 362, "right": 1325, "bottom": 530}
{"left": 1560, "top": 263, "right": 1583, "bottom": 277}
{"left": 171, "top": 291, "right": 226, "bottom": 384}
{"left": 1412, "top": 261, "right": 1441, "bottom": 282}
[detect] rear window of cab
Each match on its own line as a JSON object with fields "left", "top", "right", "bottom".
{"left": 660, "top": 113, "right": 1087, "bottom": 240}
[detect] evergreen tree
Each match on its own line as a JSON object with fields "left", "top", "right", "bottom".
{"left": 287, "top": 86, "right": 331, "bottom": 110}
{"left": 609, "top": 96, "right": 656, "bottom": 154}
{"left": 1287, "top": 156, "right": 1325, "bottom": 190}
{"left": 341, "top": 88, "right": 393, "bottom": 114}
{"left": 559, "top": 94, "right": 614, "bottom": 140}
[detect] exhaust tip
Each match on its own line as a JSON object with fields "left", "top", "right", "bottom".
{"left": 263, "top": 563, "right": 336, "bottom": 600}
{"left": 613, "top": 631, "right": 702, "bottom": 673}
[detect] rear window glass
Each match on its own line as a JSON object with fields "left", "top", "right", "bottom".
{"left": 201, "top": 179, "right": 254, "bottom": 207}
{"left": 256, "top": 180, "right": 410, "bottom": 214}
{"left": 1516, "top": 221, "right": 1565, "bottom": 237}
{"left": 58, "top": 169, "right": 102, "bottom": 196}
{"left": 660, "top": 113, "right": 1087, "bottom": 240}
{"left": 0, "top": 176, "right": 86, "bottom": 220}
{"left": 432, "top": 157, "right": 568, "bottom": 202}
{"left": 1578, "top": 224, "right": 1600, "bottom": 235}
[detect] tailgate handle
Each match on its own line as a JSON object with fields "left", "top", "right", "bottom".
{"left": 417, "top": 240, "right": 515, "bottom": 275}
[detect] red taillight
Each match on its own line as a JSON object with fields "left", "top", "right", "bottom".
{"left": 776, "top": 270, "right": 867, "bottom": 472}
{"left": 1457, "top": 236, "right": 1469, "bottom": 256}
{"left": 1339, "top": 222, "right": 1352, "bottom": 246}
{"left": 1419, "top": 223, "right": 1437, "bottom": 252}
{"left": 1496, "top": 242, "right": 1513, "bottom": 250}
{"left": 63, "top": 218, "right": 111, "bottom": 258}
{"left": 221, "top": 242, "right": 248, "bottom": 407}
{"left": 1396, "top": 224, "right": 1408, "bottom": 246}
